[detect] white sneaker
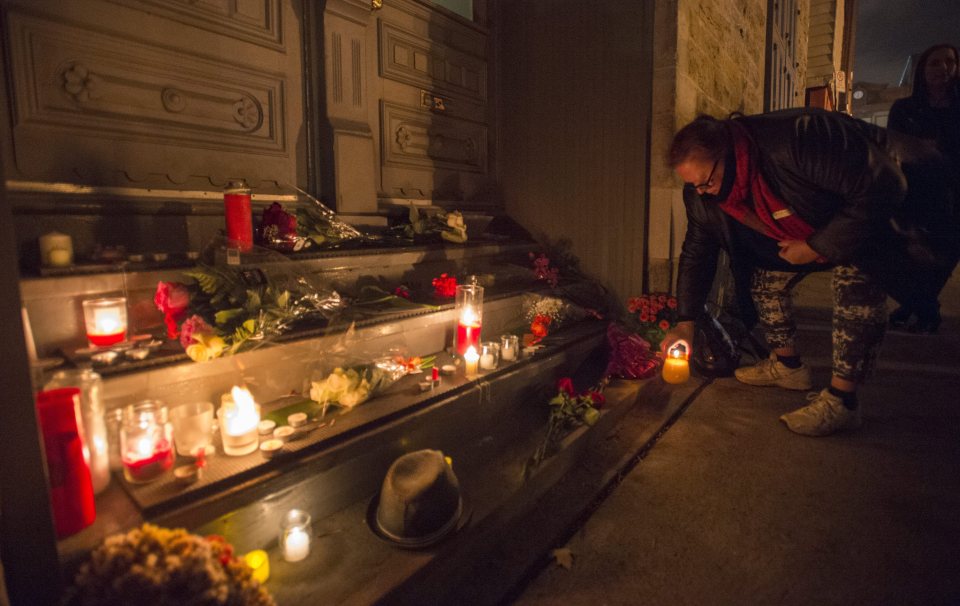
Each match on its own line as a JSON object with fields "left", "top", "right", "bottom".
{"left": 780, "top": 389, "right": 863, "bottom": 436}
{"left": 734, "top": 353, "right": 812, "bottom": 390}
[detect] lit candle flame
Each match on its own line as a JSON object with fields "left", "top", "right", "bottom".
{"left": 460, "top": 307, "right": 478, "bottom": 326}
{"left": 464, "top": 345, "right": 479, "bottom": 362}
{"left": 226, "top": 386, "right": 259, "bottom": 436}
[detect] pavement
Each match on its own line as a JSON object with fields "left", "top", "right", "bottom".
{"left": 510, "top": 308, "right": 960, "bottom": 606}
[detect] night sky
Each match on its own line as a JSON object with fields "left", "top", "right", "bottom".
{"left": 855, "top": 0, "right": 960, "bottom": 85}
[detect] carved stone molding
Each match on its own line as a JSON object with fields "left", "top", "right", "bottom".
{"left": 8, "top": 12, "right": 285, "bottom": 153}
{"left": 107, "top": 0, "right": 284, "bottom": 50}
{"left": 382, "top": 102, "right": 485, "bottom": 173}
{"left": 379, "top": 20, "right": 487, "bottom": 103}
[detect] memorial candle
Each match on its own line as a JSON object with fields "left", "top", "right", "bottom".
{"left": 455, "top": 283, "right": 484, "bottom": 356}
{"left": 662, "top": 342, "right": 691, "bottom": 385}
{"left": 280, "top": 509, "right": 312, "bottom": 563}
{"left": 218, "top": 387, "right": 261, "bottom": 456}
{"left": 83, "top": 298, "right": 128, "bottom": 347}
{"left": 464, "top": 345, "right": 479, "bottom": 377}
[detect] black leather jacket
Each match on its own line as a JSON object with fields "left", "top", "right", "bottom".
{"left": 676, "top": 108, "right": 938, "bottom": 325}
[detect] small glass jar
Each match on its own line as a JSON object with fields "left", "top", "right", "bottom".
{"left": 82, "top": 297, "right": 128, "bottom": 347}
{"left": 45, "top": 369, "right": 111, "bottom": 494}
{"left": 479, "top": 341, "right": 500, "bottom": 370}
{"left": 500, "top": 334, "right": 519, "bottom": 361}
{"left": 120, "top": 400, "right": 173, "bottom": 484}
{"left": 279, "top": 509, "right": 312, "bottom": 562}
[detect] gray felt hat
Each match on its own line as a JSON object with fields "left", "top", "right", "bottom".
{"left": 370, "top": 449, "right": 465, "bottom": 547}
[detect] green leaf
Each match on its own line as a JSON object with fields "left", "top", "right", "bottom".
{"left": 214, "top": 308, "right": 243, "bottom": 326}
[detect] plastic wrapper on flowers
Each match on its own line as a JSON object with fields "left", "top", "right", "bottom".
{"left": 156, "top": 245, "right": 347, "bottom": 362}
{"left": 521, "top": 293, "right": 592, "bottom": 333}
{"left": 309, "top": 349, "right": 436, "bottom": 412}
{"left": 604, "top": 323, "right": 661, "bottom": 380}
{"left": 385, "top": 204, "right": 468, "bottom": 244}
{"left": 256, "top": 188, "right": 375, "bottom": 252}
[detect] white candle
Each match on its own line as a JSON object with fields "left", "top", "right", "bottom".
{"left": 464, "top": 345, "right": 479, "bottom": 377}
{"left": 39, "top": 232, "right": 73, "bottom": 267}
{"left": 480, "top": 352, "right": 495, "bottom": 369}
{"left": 283, "top": 527, "right": 310, "bottom": 562}
{"left": 500, "top": 335, "right": 518, "bottom": 361}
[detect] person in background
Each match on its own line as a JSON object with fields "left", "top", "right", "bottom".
{"left": 886, "top": 43, "right": 960, "bottom": 334}
{"left": 661, "top": 109, "right": 940, "bottom": 437}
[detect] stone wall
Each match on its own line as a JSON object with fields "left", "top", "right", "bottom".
{"left": 647, "top": 0, "right": 812, "bottom": 293}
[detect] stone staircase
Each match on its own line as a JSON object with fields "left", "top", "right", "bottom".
{"left": 31, "top": 237, "right": 685, "bottom": 606}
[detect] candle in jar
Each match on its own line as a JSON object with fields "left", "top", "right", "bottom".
{"left": 662, "top": 344, "right": 690, "bottom": 385}
{"left": 500, "top": 334, "right": 518, "bottom": 361}
{"left": 121, "top": 402, "right": 174, "bottom": 484}
{"left": 464, "top": 345, "right": 479, "bottom": 377}
{"left": 218, "top": 387, "right": 261, "bottom": 456}
{"left": 83, "top": 298, "right": 128, "bottom": 347}
{"left": 479, "top": 342, "right": 498, "bottom": 370}
{"left": 456, "top": 307, "right": 482, "bottom": 356}
{"left": 244, "top": 550, "right": 270, "bottom": 584}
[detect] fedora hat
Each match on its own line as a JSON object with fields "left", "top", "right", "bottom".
{"left": 368, "top": 449, "right": 467, "bottom": 548}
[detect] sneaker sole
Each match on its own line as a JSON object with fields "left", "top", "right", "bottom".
{"left": 733, "top": 374, "right": 812, "bottom": 391}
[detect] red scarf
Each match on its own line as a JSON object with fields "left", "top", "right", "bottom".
{"left": 718, "top": 121, "right": 816, "bottom": 242}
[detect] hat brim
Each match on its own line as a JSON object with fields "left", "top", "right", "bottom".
{"left": 366, "top": 492, "right": 470, "bottom": 549}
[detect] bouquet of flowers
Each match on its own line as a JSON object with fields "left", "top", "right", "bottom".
{"left": 386, "top": 205, "right": 468, "bottom": 244}
{"left": 65, "top": 524, "right": 274, "bottom": 606}
{"left": 156, "top": 261, "right": 345, "bottom": 362}
{"left": 624, "top": 293, "right": 679, "bottom": 351}
{"left": 309, "top": 354, "right": 435, "bottom": 411}
{"left": 256, "top": 188, "right": 372, "bottom": 252}
{"left": 529, "top": 377, "right": 606, "bottom": 469}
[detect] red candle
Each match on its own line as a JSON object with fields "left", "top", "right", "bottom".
{"left": 456, "top": 321, "right": 482, "bottom": 356}
{"left": 87, "top": 331, "right": 126, "bottom": 347}
{"left": 431, "top": 366, "right": 439, "bottom": 382}
{"left": 122, "top": 439, "right": 173, "bottom": 483}
{"left": 224, "top": 180, "right": 253, "bottom": 252}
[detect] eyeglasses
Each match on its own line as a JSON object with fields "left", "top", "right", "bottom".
{"left": 691, "top": 157, "right": 720, "bottom": 193}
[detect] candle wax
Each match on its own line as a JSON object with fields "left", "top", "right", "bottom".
{"left": 283, "top": 528, "right": 310, "bottom": 562}
{"left": 463, "top": 346, "right": 480, "bottom": 377}
{"left": 480, "top": 353, "right": 495, "bottom": 369}
{"left": 122, "top": 440, "right": 173, "bottom": 483}
{"left": 456, "top": 322, "right": 482, "bottom": 356}
{"left": 88, "top": 331, "right": 127, "bottom": 347}
{"left": 662, "top": 356, "right": 690, "bottom": 384}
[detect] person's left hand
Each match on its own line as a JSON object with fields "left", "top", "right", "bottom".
{"left": 777, "top": 239, "right": 819, "bottom": 264}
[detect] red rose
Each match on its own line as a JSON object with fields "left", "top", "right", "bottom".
{"left": 394, "top": 285, "right": 411, "bottom": 299}
{"left": 155, "top": 281, "right": 190, "bottom": 316}
{"left": 658, "top": 319, "right": 671, "bottom": 331}
{"left": 557, "top": 377, "right": 575, "bottom": 396}
{"left": 589, "top": 391, "right": 606, "bottom": 409}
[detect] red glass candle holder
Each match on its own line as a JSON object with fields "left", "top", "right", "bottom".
{"left": 82, "top": 297, "right": 128, "bottom": 347}
{"left": 120, "top": 401, "right": 173, "bottom": 483}
{"left": 455, "top": 283, "right": 483, "bottom": 356}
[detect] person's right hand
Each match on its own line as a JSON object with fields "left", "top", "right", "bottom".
{"left": 660, "top": 320, "right": 695, "bottom": 358}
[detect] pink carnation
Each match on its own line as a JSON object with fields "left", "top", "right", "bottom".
{"left": 179, "top": 314, "right": 214, "bottom": 349}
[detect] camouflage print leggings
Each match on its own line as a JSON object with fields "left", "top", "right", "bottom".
{"left": 750, "top": 265, "right": 887, "bottom": 384}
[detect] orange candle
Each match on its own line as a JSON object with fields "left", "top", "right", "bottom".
{"left": 662, "top": 342, "right": 690, "bottom": 384}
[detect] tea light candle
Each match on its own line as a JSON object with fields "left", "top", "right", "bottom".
{"left": 82, "top": 298, "right": 128, "bottom": 347}
{"left": 464, "top": 345, "right": 479, "bottom": 377}
{"left": 662, "top": 341, "right": 691, "bottom": 385}
{"left": 479, "top": 342, "right": 499, "bottom": 370}
{"left": 280, "top": 509, "right": 312, "bottom": 563}
{"left": 217, "top": 387, "right": 261, "bottom": 456}
{"left": 500, "top": 334, "right": 518, "bottom": 361}
{"left": 39, "top": 232, "right": 73, "bottom": 267}
{"left": 244, "top": 550, "right": 270, "bottom": 584}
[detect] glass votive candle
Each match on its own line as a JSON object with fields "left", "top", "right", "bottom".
{"left": 82, "top": 297, "right": 128, "bottom": 347}
{"left": 479, "top": 341, "right": 500, "bottom": 370}
{"left": 169, "top": 401, "right": 214, "bottom": 457}
{"left": 120, "top": 400, "right": 173, "bottom": 484}
{"left": 217, "top": 388, "right": 261, "bottom": 456}
{"left": 500, "top": 334, "right": 519, "bottom": 361}
{"left": 279, "top": 509, "right": 312, "bottom": 562}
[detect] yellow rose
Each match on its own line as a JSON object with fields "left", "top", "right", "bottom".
{"left": 185, "top": 334, "right": 226, "bottom": 362}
